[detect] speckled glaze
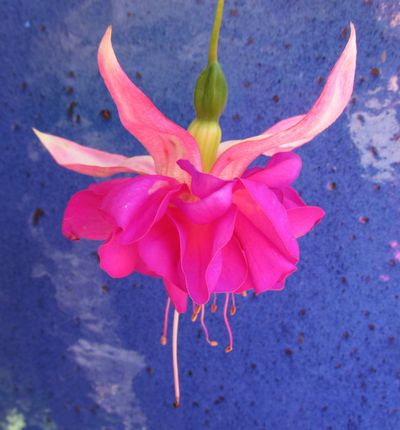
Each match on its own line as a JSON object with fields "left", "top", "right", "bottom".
{"left": 1, "top": 1, "right": 399, "bottom": 429}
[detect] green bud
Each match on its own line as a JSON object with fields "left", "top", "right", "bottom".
{"left": 193, "top": 61, "right": 228, "bottom": 121}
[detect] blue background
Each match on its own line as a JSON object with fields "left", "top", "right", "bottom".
{"left": 1, "top": 0, "right": 399, "bottom": 429}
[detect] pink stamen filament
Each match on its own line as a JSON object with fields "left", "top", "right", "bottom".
{"left": 172, "top": 310, "right": 180, "bottom": 408}
{"left": 223, "top": 293, "right": 233, "bottom": 353}
{"left": 200, "top": 305, "right": 218, "bottom": 347}
{"left": 211, "top": 293, "right": 217, "bottom": 313}
{"left": 161, "top": 298, "right": 171, "bottom": 346}
{"left": 230, "top": 293, "right": 236, "bottom": 316}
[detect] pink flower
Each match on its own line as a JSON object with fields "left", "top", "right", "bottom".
{"left": 34, "top": 24, "right": 356, "bottom": 405}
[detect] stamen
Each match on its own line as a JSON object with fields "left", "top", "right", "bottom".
{"left": 200, "top": 305, "right": 218, "bottom": 347}
{"left": 160, "top": 298, "right": 171, "bottom": 346}
{"left": 191, "top": 304, "right": 201, "bottom": 322}
{"left": 211, "top": 294, "right": 217, "bottom": 313}
{"left": 230, "top": 293, "right": 236, "bottom": 316}
{"left": 172, "top": 310, "right": 180, "bottom": 408}
{"left": 223, "top": 293, "right": 233, "bottom": 353}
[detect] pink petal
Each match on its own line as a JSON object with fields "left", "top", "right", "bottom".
{"left": 97, "top": 27, "right": 202, "bottom": 181}
{"left": 287, "top": 206, "right": 325, "bottom": 238}
{"left": 235, "top": 179, "right": 299, "bottom": 261}
{"left": 99, "top": 231, "right": 138, "bottom": 278}
{"left": 170, "top": 208, "right": 237, "bottom": 304}
{"left": 235, "top": 213, "right": 297, "bottom": 293}
{"left": 164, "top": 280, "right": 188, "bottom": 313}
{"left": 245, "top": 152, "right": 302, "bottom": 188}
{"left": 175, "top": 182, "right": 234, "bottom": 224}
{"left": 177, "top": 160, "right": 226, "bottom": 197}
{"left": 216, "top": 115, "right": 306, "bottom": 157}
{"left": 212, "top": 24, "right": 357, "bottom": 179}
{"left": 62, "top": 178, "right": 129, "bottom": 240}
{"left": 33, "top": 129, "right": 156, "bottom": 177}
{"left": 101, "top": 175, "right": 180, "bottom": 243}
{"left": 138, "top": 217, "right": 183, "bottom": 287}
{"left": 212, "top": 237, "right": 248, "bottom": 293}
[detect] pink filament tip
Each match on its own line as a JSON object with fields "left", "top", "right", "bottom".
{"left": 200, "top": 305, "right": 218, "bottom": 347}
{"left": 223, "top": 293, "right": 233, "bottom": 353}
{"left": 161, "top": 298, "right": 171, "bottom": 346}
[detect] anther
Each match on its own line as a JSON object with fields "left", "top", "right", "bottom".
{"left": 191, "top": 304, "right": 201, "bottom": 322}
{"left": 160, "top": 335, "right": 167, "bottom": 346}
{"left": 230, "top": 306, "right": 236, "bottom": 316}
{"left": 225, "top": 345, "right": 233, "bottom": 353}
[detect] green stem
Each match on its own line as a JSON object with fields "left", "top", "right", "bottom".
{"left": 208, "top": 0, "right": 224, "bottom": 64}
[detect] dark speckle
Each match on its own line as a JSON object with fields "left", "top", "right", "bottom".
{"left": 135, "top": 71, "right": 142, "bottom": 80}
{"left": 340, "top": 26, "right": 348, "bottom": 39}
{"left": 370, "top": 67, "right": 380, "bottom": 77}
{"left": 272, "top": 95, "right": 280, "bottom": 103}
{"left": 146, "top": 366, "right": 153, "bottom": 375}
{"left": 317, "top": 76, "right": 324, "bottom": 85}
{"left": 357, "top": 114, "right": 365, "bottom": 124}
{"left": 21, "top": 81, "right": 28, "bottom": 91}
{"left": 246, "top": 36, "right": 254, "bottom": 46}
{"left": 368, "top": 323, "right": 375, "bottom": 331}
{"left": 284, "top": 348, "right": 293, "bottom": 357}
{"left": 65, "top": 86, "right": 74, "bottom": 96}
{"left": 100, "top": 109, "right": 111, "bottom": 121}
{"left": 229, "top": 8, "right": 239, "bottom": 17}
{"left": 39, "top": 23, "right": 47, "bottom": 33}
{"left": 368, "top": 146, "right": 379, "bottom": 158}
{"left": 243, "top": 80, "right": 252, "bottom": 88}
{"left": 327, "top": 182, "right": 337, "bottom": 191}
{"left": 67, "top": 70, "right": 75, "bottom": 78}
{"left": 67, "top": 101, "right": 77, "bottom": 120}
{"left": 33, "top": 208, "right": 45, "bottom": 226}
{"left": 91, "top": 251, "right": 100, "bottom": 263}
{"left": 250, "top": 363, "right": 257, "bottom": 370}
{"left": 101, "top": 285, "right": 109, "bottom": 294}
{"left": 298, "top": 308, "right": 306, "bottom": 317}
{"left": 232, "top": 113, "right": 241, "bottom": 122}
{"left": 358, "top": 216, "right": 369, "bottom": 224}
{"left": 187, "top": 369, "right": 193, "bottom": 377}
{"left": 342, "top": 331, "right": 350, "bottom": 340}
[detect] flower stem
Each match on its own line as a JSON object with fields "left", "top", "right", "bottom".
{"left": 208, "top": 0, "right": 225, "bottom": 64}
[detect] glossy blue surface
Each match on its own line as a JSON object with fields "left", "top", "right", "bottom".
{"left": 1, "top": 1, "right": 399, "bottom": 429}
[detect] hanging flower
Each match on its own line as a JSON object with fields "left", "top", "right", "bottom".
{"left": 34, "top": 1, "right": 356, "bottom": 407}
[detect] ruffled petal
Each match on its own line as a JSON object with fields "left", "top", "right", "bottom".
{"left": 287, "top": 206, "right": 325, "bottom": 238}
{"left": 101, "top": 175, "right": 180, "bottom": 244}
{"left": 212, "top": 237, "right": 248, "bottom": 293}
{"left": 235, "top": 179, "right": 299, "bottom": 261}
{"left": 62, "top": 178, "right": 129, "bottom": 240}
{"left": 235, "top": 213, "right": 297, "bottom": 294}
{"left": 99, "top": 231, "right": 137, "bottom": 278}
{"left": 164, "top": 280, "right": 188, "bottom": 313}
{"left": 212, "top": 24, "right": 357, "bottom": 179}
{"left": 170, "top": 208, "right": 236, "bottom": 304}
{"left": 177, "top": 160, "right": 226, "bottom": 197}
{"left": 175, "top": 182, "right": 234, "bottom": 224}
{"left": 33, "top": 129, "right": 156, "bottom": 177}
{"left": 137, "top": 217, "right": 183, "bottom": 287}
{"left": 97, "top": 27, "right": 202, "bottom": 181}
{"left": 245, "top": 152, "right": 302, "bottom": 188}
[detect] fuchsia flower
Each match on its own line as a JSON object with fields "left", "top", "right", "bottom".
{"left": 34, "top": 20, "right": 356, "bottom": 406}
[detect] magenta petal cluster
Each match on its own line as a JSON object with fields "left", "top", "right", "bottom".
{"left": 34, "top": 24, "right": 356, "bottom": 313}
